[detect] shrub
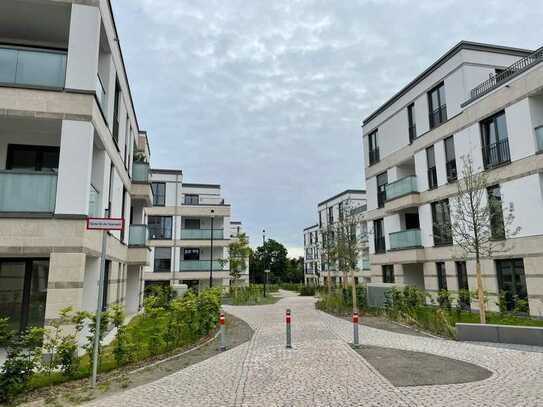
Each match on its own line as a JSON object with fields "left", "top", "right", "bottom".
{"left": 316, "top": 286, "right": 368, "bottom": 314}
{"left": 299, "top": 286, "right": 316, "bottom": 296}
{"left": 437, "top": 289, "right": 452, "bottom": 309}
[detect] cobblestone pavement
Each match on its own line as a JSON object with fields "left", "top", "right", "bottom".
{"left": 86, "top": 291, "right": 543, "bottom": 406}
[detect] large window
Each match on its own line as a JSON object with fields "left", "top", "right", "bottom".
{"left": 456, "top": 261, "right": 470, "bottom": 309}
{"left": 481, "top": 111, "right": 510, "bottom": 169}
{"left": 377, "top": 172, "right": 387, "bottom": 208}
{"left": 428, "top": 82, "right": 447, "bottom": 128}
{"left": 318, "top": 211, "right": 323, "bottom": 228}
{"left": 0, "top": 259, "right": 49, "bottom": 331}
{"left": 496, "top": 259, "right": 528, "bottom": 312}
{"left": 487, "top": 185, "right": 505, "bottom": 240}
{"left": 112, "top": 79, "right": 121, "bottom": 144}
{"left": 432, "top": 199, "right": 452, "bottom": 246}
{"left": 382, "top": 265, "right": 394, "bottom": 283}
{"left": 151, "top": 182, "right": 166, "bottom": 206}
{"left": 436, "top": 262, "right": 447, "bottom": 290}
{"left": 6, "top": 144, "right": 59, "bottom": 172}
{"left": 338, "top": 202, "right": 344, "bottom": 221}
{"left": 154, "top": 248, "right": 171, "bottom": 272}
{"left": 444, "top": 136, "right": 457, "bottom": 182}
{"left": 374, "top": 218, "right": 385, "bottom": 254}
{"left": 328, "top": 206, "right": 334, "bottom": 224}
{"left": 185, "top": 218, "right": 201, "bottom": 230}
{"left": 426, "top": 145, "right": 437, "bottom": 190}
{"left": 407, "top": 103, "right": 416, "bottom": 143}
{"left": 148, "top": 216, "right": 172, "bottom": 240}
{"left": 183, "top": 248, "right": 200, "bottom": 261}
{"left": 368, "top": 130, "right": 379, "bottom": 165}
{"left": 184, "top": 194, "right": 199, "bottom": 205}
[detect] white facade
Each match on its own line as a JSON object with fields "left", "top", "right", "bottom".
{"left": 303, "top": 190, "right": 370, "bottom": 286}
{"left": 0, "top": 0, "right": 151, "bottom": 334}
{"left": 143, "top": 172, "right": 232, "bottom": 291}
{"left": 362, "top": 41, "right": 543, "bottom": 316}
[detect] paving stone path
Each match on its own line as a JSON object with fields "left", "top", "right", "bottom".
{"left": 86, "top": 291, "right": 543, "bottom": 406}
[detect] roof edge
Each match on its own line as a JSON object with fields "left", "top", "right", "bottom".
{"left": 317, "top": 189, "right": 367, "bottom": 207}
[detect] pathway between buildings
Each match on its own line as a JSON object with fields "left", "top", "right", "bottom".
{"left": 86, "top": 290, "right": 543, "bottom": 406}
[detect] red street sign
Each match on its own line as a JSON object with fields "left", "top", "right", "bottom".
{"left": 86, "top": 217, "right": 124, "bottom": 231}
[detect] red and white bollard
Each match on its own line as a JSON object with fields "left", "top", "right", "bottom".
{"left": 285, "top": 308, "right": 292, "bottom": 349}
{"left": 352, "top": 310, "right": 359, "bottom": 347}
{"left": 219, "top": 310, "right": 226, "bottom": 351}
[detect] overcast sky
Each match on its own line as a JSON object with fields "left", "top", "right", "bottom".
{"left": 112, "top": 0, "right": 541, "bottom": 258}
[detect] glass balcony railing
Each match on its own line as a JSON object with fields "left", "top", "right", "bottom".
{"left": 180, "top": 229, "right": 224, "bottom": 240}
{"left": 536, "top": 126, "right": 543, "bottom": 153}
{"left": 179, "top": 260, "right": 224, "bottom": 271}
{"left": 88, "top": 185, "right": 100, "bottom": 217}
{"left": 132, "top": 162, "right": 150, "bottom": 182}
{"left": 0, "top": 170, "right": 57, "bottom": 212}
{"left": 389, "top": 229, "right": 422, "bottom": 250}
{"left": 129, "top": 225, "right": 147, "bottom": 246}
{"left": 385, "top": 176, "right": 418, "bottom": 201}
{"left": 0, "top": 46, "right": 66, "bottom": 88}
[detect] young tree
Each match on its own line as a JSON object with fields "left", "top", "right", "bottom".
{"left": 319, "top": 223, "right": 336, "bottom": 294}
{"left": 334, "top": 201, "right": 368, "bottom": 312}
{"left": 223, "top": 233, "right": 251, "bottom": 288}
{"left": 446, "top": 155, "right": 520, "bottom": 323}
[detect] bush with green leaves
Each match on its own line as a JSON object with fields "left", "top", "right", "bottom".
{"left": 299, "top": 285, "right": 316, "bottom": 296}
{"left": 316, "top": 286, "right": 368, "bottom": 314}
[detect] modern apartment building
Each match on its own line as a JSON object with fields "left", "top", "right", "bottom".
{"left": 303, "top": 190, "right": 370, "bottom": 286}
{"left": 144, "top": 171, "right": 232, "bottom": 291}
{"left": 362, "top": 41, "right": 543, "bottom": 316}
{"left": 0, "top": 0, "right": 151, "bottom": 333}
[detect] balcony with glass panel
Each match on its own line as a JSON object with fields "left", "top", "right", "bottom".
{"left": 0, "top": 170, "right": 57, "bottom": 213}
{"left": 179, "top": 260, "right": 225, "bottom": 271}
{"left": 129, "top": 225, "right": 148, "bottom": 246}
{"left": 389, "top": 229, "right": 422, "bottom": 250}
{"left": 131, "top": 162, "right": 153, "bottom": 205}
{"left": 180, "top": 229, "right": 225, "bottom": 240}
{"left": 385, "top": 176, "right": 418, "bottom": 201}
{"left": 127, "top": 224, "right": 150, "bottom": 266}
{"left": 0, "top": 45, "right": 66, "bottom": 89}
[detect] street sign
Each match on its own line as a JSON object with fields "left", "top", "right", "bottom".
{"left": 86, "top": 217, "right": 124, "bottom": 231}
{"left": 264, "top": 269, "right": 271, "bottom": 273}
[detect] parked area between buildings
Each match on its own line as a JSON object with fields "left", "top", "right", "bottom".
{"left": 86, "top": 290, "right": 543, "bottom": 407}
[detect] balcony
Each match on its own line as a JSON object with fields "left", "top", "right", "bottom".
{"left": 180, "top": 229, "right": 224, "bottom": 240}
{"left": 389, "top": 229, "right": 422, "bottom": 250}
{"left": 466, "top": 46, "right": 543, "bottom": 104}
{"left": 482, "top": 139, "right": 511, "bottom": 169}
{"left": 0, "top": 46, "right": 66, "bottom": 89}
{"left": 385, "top": 176, "right": 418, "bottom": 201}
{"left": 0, "top": 170, "right": 57, "bottom": 213}
{"left": 179, "top": 260, "right": 224, "bottom": 271}
{"left": 128, "top": 225, "right": 147, "bottom": 246}
{"left": 132, "top": 162, "right": 150, "bottom": 183}
{"left": 536, "top": 126, "right": 543, "bottom": 153}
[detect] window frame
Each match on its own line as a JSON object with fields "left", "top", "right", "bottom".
{"left": 376, "top": 172, "right": 387, "bottom": 208}
{"left": 407, "top": 103, "right": 416, "bottom": 143}
{"left": 6, "top": 144, "right": 60, "bottom": 172}
{"left": 431, "top": 199, "right": 452, "bottom": 246}
{"left": 436, "top": 262, "right": 447, "bottom": 291}
{"left": 496, "top": 258, "right": 528, "bottom": 312}
{"left": 151, "top": 182, "right": 166, "bottom": 206}
{"left": 481, "top": 111, "right": 510, "bottom": 169}
{"left": 487, "top": 184, "right": 505, "bottom": 240}
{"left": 153, "top": 247, "right": 172, "bottom": 272}
{"left": 368, "top": 130, "right": 380, "bottom": 165}
{"left": 426, "top": 145, "right": 438, "bottom": 190}
{"left": 184, "top": 194, "right": 199, "bottom": 205}
{"left": 148, "top": 216, "right": 173, "bottom": 240}
{"left": 428, "top": 82, "right": 447, "bottom": 129}
{"left": 382, "top": 265, "right": 394, "bottom": 283}
{"left": 444, "top": 136, "right": 457, "bottom": 182}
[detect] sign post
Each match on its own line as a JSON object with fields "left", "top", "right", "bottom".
{"left": 352, "top": 311, "right": 360, "bottom": 347}
{"left": 219, "top": 310, "right": 226, "bottom": 351}
{"left": 285, "top": 308, "right": 292, "bottom": 349}
{"left": 86, "top": 217, "right": 124, "bottom": 388}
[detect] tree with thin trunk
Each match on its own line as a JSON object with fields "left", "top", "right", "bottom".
{"left": 334, "top": 201, "right": 368, "bottom": 314}
{"left": 222, "top": 233, "right": 251, "bottom": 290}
{"left": 319, "top": 223, "right": 336, "bottom": 294}
{"left": 445, "top": 155, "right": 520, "bottom": 323}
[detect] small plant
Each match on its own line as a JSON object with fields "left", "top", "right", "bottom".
{"left": 457, "top": 289, "right": 471, "bottom": 311}
{"left": 513, "top": 295, "right": 529, "bottom": 314}
{"left": 299, "top": 285, "right": 316, "bottom": 296}
{"left": 110, "top": 304, "right": 128, "bottom": 367}
{"left": 437, "top": 289, "right": 452, "bottom": 309}
{"left": 83, "top": 310, "right": 110, "bottom": 374}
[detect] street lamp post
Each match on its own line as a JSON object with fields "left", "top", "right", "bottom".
{"left": 262, "top": 229, "right": 267, "bottom": 297}
{"left": 209, "top": 209, "right": 215, "bottom": 288}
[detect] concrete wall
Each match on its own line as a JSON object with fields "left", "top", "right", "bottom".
{"left": 502, "top": 174, "right": 543, "bottom": 238}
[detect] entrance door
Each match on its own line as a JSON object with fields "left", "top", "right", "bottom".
{"left": 0, "top": 259, "right": 49, "bottom": 330}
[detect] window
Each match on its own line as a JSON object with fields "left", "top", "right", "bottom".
{"left": 487, "top": 185, "right": 505, "bottom": 240}
{"left": 6, "top": 144, "right": 60, "bottom": 172}
{"left": 368, "top": 130, "right": 379, "bottom": 165}
{"left": 374, "top": 218, "right": 385, "bottom": 254}
{"left": 428, "top": 82, "right": 447, "bottom": 128}
{"left": 481, "top": 111, "right": 510, "bottom": 169}
{"left": 154, "top": 248, "right": 171, "bottom": 272}
{"left": 151, "top": 182, "right": 166, "bottom": 206}
{"left": 183, "top": 248, "right": 200, "bottom": 261}
{"left": 382, "top": 265, "right": 394, "bottom": 283}
{"left": 496, "top": 259, "right": 528, "bottom": 312}
{"left": 328, "top": 207, "right": 334, "bottom": 224}
{"left": 185, "top": 219, "right": 201, "bottom": 230}
{"left": 432, "top": 199, "right": 452, "bottom": 245}
{"left": 456, "top": 261, "right": 468, "bottom": 290}
{"left": 377, "top": 172, "right": 387, "bottom": 208}
{"left": 184, "top": 194, "right": 199, "bottom": 205}
{"left": 407, "top": 103, "right": 416, "bottom": 143}
{"left": 148, "top": 216, "right": 172, "bottom": 239}
{"left": 444, "top": 136, "right": 457, "bottom": 182}
{"left": 436, "top": 262, "right": 447, "bottom": 290}
{"left": 304, "top": 234, "right": 307, "bottom": 246}
{"left": 338, "top": 202, "right": 344, "bottom": 221}
{"left": 426, "top": 145, "right": 437, "bottom": 190}
{"left": 112, "top": 79, "right": 121, "bottom": 144}
{"left": 318, "top": 211, "right": 323, "bottom": 228}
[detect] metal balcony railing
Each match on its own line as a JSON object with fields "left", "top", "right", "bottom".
{"left": 0, "top": 45, "right": 66, "bottom": 88}
{"left": 0, "top": 170, "right": 57, "bottom": 212}
{"left": 128, "top": 225, "right": 148, "bottom": 246}
{"left": 389, "top": 229, "right": 422, "bottom": 250}
{"left": 180, "top": 229, "right": 224, "bottom": 240}
{"left": 179, "top": 260, "right": 224, "bottom": 271}
{"left": 132, "top": 162, "right": 150, "bottom": 182}
{"left": 385, "top": 176, "right": 417, "bottom": 201}
{"left": 482, "top": 139, "right": 511, "bottom": 169}
{"left": 468, "top": 46, "right": 543, "bottom": 103}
